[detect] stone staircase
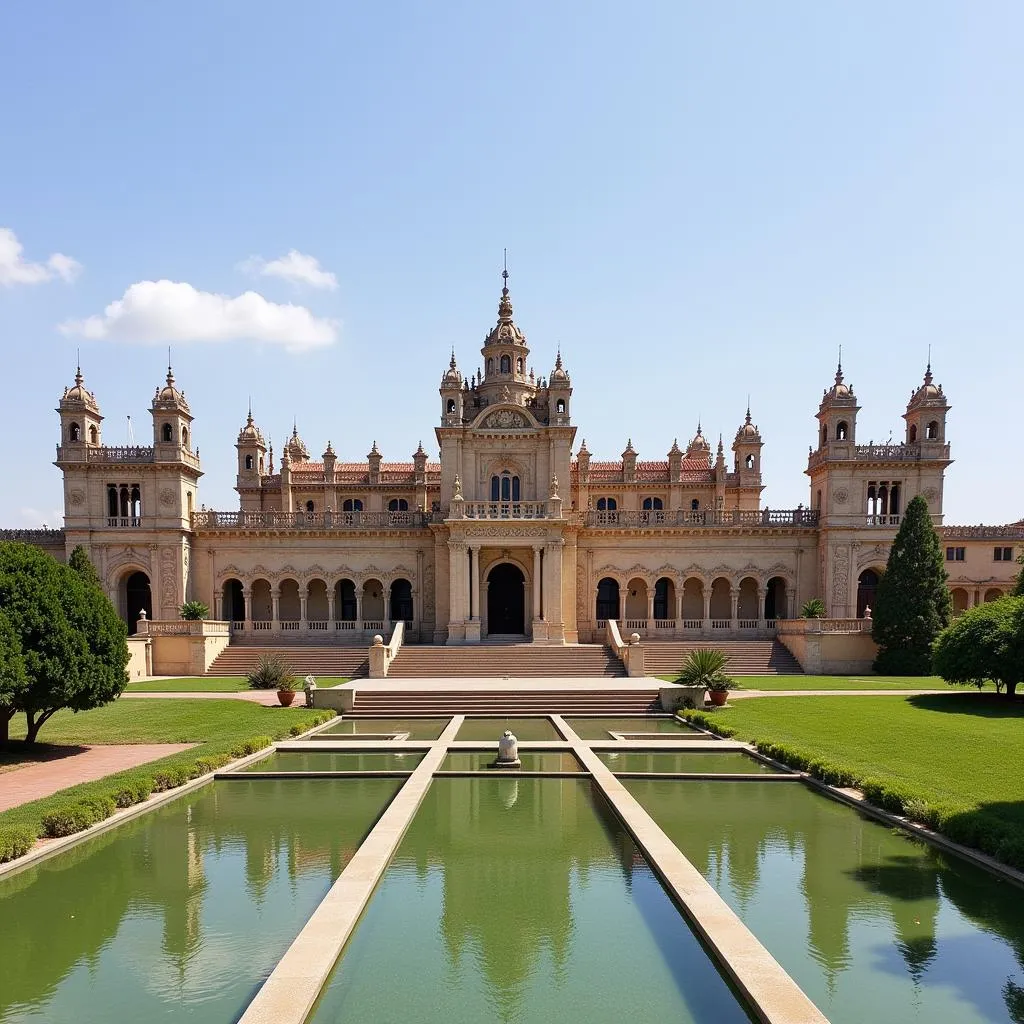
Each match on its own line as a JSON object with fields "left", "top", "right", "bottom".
{"left": 207, "top": 645, "right": 370, "bottom": 678}
{"left": 385, "top": 643, "right": 626, "bottom": 678}
{"left": 347, "top": 688, "right": 660, "bottom": 717}
{"left": 641, "top": 639, "right": 803, "bottom": 677}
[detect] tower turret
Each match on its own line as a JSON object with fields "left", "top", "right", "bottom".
{"left": 548, "top": 349, "right": 572, "bottom": 423}
{"left": 732, "top": 405, "right": 763, "bottom": 477}
{"left": 815, "top": 356, "right": 859, "bottom": 451}
{"left": 235, "top": 403, "right": 267, "bottom": 508}
{"left": 903, "top": 360, "right": 950, "bottom": 447}
{"left": 477, "top": 262, "right": 534, "bottom": 408}
{"left": 440, "top": 350, "right": 463, "bottom": 424}
{"left": 57, "top": 364, "right": 103, "bottom": 449}
{"left": 151, "top": 362, "right": 194, "bottom": 454}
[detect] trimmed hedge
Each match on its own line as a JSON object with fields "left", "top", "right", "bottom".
{"left": 0, "top": 709, "right": 335, "bottom": 864}
{"left": 679, "top": 708, "right": 1024, "bottom": 871}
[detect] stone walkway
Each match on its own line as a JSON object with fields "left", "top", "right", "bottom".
{"left": 0, "top": 744, "right": 196, "bottom": 812}
{"left": 121, "top": 690, "right": 283, "bottom": 705}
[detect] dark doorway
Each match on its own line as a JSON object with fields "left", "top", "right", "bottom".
{"left": 390, "top": 578, "right": 413, "bottom": 622}
{"left": 487, "top": 563, "right": 525, "bottom": 635}
{"left": 223, "top": 578, "right": 244, "bottom": 621}
{"left": 857, "top": 569, "right": 879, "bottom": 618}
{"left": 125, "top": 571, "right": 152, "bottom": 633}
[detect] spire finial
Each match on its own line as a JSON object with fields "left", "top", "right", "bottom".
{"left": 925, "top": 345, "right": 933, "bottom": 385}
{"left": 166, "top": 346, "right": 175, "bottom": 386}
{"left": 697, "top": 419, "right": 702, "bottom": 436}
{"left": 745, "top": 395, "right": 752, "bottom": 424}
{"left": 555, "top": 346, "right": 563, "bottom": 370}
{"left": 502, "top": 248, "right": 508, "bottom": 294}
{"left": 835, "top": 345, "right": 843, "bottom": 385}
{"left": 75, "top": 348, "right": 83, "bottom": 387}
{"left": 247, "top": 396, "right": 253, "bottom": 424}
{"left": 450, "top": 348, "right": 457, "bottom": 369}
{"left": 292, "top": 417, "right": 298, "bottom": 437}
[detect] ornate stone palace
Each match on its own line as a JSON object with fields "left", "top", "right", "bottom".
{"left": 9, "top": 273, "right": 1021, "bottom": 644}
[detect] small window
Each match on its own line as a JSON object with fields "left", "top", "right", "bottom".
{"left": 500, "top": 354, "right": 511, "bottom": 374}
{"left": 909, "top": 424, "right": 918, "bottom": 442}
{"left": 745, "top": 454, "right": 755, "bottom": 470}
{"left": 487, "top": 357, "right": 494, "bottom": 374}
{"left": 642, "top": 497, "right": 663, "bottom": 510}
{"left": 88, "top": 425, "right": 98, "bottom": 444}
{"left": 305, "top": 500, "right": 315, "bottom": 513}
{"left": 162, "top": 423, "right": 173, "bottom": 442}
{"left": 516, "top": 357, "right": 523, "bottom": 373}
{"left": 181, "top": 427, "right": 189, "bottom": 449}
{"left": 342, "top": 499, "right": 364, "bottom": 512}
{"left": 836, "top": 421, "right": 848, "bottom": 441}
{"left": 259, "top": 457, "right": 264, "bottom": 474}
{"left": 556, "top": 398, "right": 566, "bottom": 414}
{"left": 994, "top": 547, "right": 1013, "bottom": 562}
{"left": 596, "top": 497, "right": 617, "bottom": 511}
{"left": 245, "top": 454, "right": 254, "bottom": 470}
{"left": 69, "top": 422, "right": 81, "bottom": 442}
{"left": 946, "top": 547, "right": 965, "bottom": 562}
{"left": 446, "top": 399, "right": 456, "bottom": 414}
{"left": 926, "top": 420, "right": 940, "bottom": 440}
{"left": 388, "top": 498, "right": 409, "bottom": 512}
{"left": 691, "top": 498, "right": 700, "bottom": 511}
{"left": 821, "top": 425, "right": 827, "bottom": 447}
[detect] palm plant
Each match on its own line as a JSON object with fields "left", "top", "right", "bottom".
{"left": 247, "top": 653, "right": 296, "bottom": 691}
{"left": 180, "top": 600, "right": 209, "bottom": 620}
{"left": 676, "top": 648, "right": 732, "bottom": 692}
{"left": 800, "top": 598, "right": 827, "bottom": 619}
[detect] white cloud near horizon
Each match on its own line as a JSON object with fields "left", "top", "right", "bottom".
{"left": 241, "top": 249, "right": 338, "bottom": 290}
{"left": 60, "top": 279, "right": 338, "bottom": 351}
{"left": 0, "top": 227, "right": 82, "bottom": 286}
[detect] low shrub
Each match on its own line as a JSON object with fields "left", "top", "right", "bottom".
{"left": 678, "top": 710, "right": 737, "bottom": 739}
{"left": 0, "top": 824, "right": 35, "bottom": 863}
{"left": 112, "top": 779, "right": 153, "bottom": 808}
{"left": 41, "top": 796, "right": 115, "bottom": 838}
{"left": 231, "top": 735, "right": 272, "bottom": 758}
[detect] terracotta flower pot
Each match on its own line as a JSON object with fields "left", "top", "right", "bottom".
{"left": 277, "top": 689, "right": 296, "bottom": 707}
{"left": 708, "top": 689, "right": 728, "bottom": 707}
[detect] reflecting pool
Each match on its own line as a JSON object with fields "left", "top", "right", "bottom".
{"left": 626, "top": 779, "right": 1024, "bottom": 1023}
{"left": 565, "top": 716, "right": 698, "bottom": 739}
{"left": 456, "top": 717, "right": 561, "bottom": 741}
{"left": 0, "top": 778, "right": 402, "bottom": 1024}
{"left": 242, "top": 751, "right": 424, "bottom": 773}
{"left": 317, "top": 717, "right": 450, "bottom": 739}
{"left": 440, "top": 751, "right": 584, "bottom": 773}
{"left": 309, "top": 777, "right": 753, "bottom": 1024}
{"left": 598, "top": 750, "right": 785, "bottom": 774}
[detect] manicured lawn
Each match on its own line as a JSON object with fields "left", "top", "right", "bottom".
{"left": 657, "top": 673, "right": 951, "bottom": 690}
{"left": 0, "top": 699, "right": 333, "bottom": 839}
{"left": 125, "top": 676, "right": 350, "bottom": 692}
{"left": 689, "top": 692, "right": 1024, "bottom": 867}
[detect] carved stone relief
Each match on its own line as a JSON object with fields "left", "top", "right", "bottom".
{"left": 482, "top": 409, "right": 528, "bottom": 429}
{"left": 831, "top": 546, "right": 850, "bottom": 604}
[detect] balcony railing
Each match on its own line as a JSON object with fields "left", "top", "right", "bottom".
{"left": 457, "top": 501, "right": 557, "bottom": 520}
{"left": 192, "top": 509, "right": 431, "bottom": 531}
{"left": 107, "top": 517, "right": 143, "bottom": 528}
{"left": 56, "top": 445, "right": 201, "bottom": 470}
{"left": 807, "top": 441, "right": 951, "bottom": 471}
{"left": 584, "top": 508, "right": 818, "bottom": 528}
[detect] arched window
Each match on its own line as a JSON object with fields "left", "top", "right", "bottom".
{"left": 259, "top": 457, "right": 264, "bottom": 474}
{"left": 821, "top": 425, "right": 827, "bottom": 447}
{"left": 500, "top": 354, "right": 511, "bottom": 374}
{"left": 596, "top": 578, "right": 620, "bottom": 620}
{"left": 107, "top": 485, "right": 118, "bottom": 518}
{"left": 691, "top": 498, "right": 700, "bottom": 511}
{"left": 909, "top": 424, "right": 918, "bottom": 442}
{"left": 890, "top": 483, "right": 901, "bottom": 515}
{"left": 815, "top": 490, "right": 822, "bottom": 510}
{"left": 187, "top": 491, "right": 193, "bottom": 518}
{"left": 556, "top": 398, "right": 566, "bottom": 414}
{"left": 926, "top": 420, "right": 939, "bottom": 440}
{"left": 130, "top": 485, "right": 142, "bottom": 520}
{"left": 245, "top": 454, "right": 254, "bottom": 470}
{"left": 745, "top": 454, "right": 755, "bottom": 470}
{"left": 490, "top": 473, "right": 520, "bottom": 502}
{"left": 836, "top": 421, "right": 848, "bottom": 441}
{"left": 388, "top": 498, "right": 409, "bottom": 511}
{"left": 89, "top": 425, "right": 98, "bottom": 444}
{"left": 866, "top": 484, "right": 877, "bottom": 516}
{"left": 305, "top": 500, "right": 315, "bottom": 513}
{"left": 516, "top": 357, "right": 523, "bottom": 374}
{"left": 162, "top": 423, "right": 173, "bottom": 442}
{"left": 119, "top": 485, "right": 130, "bottom": 518}
{"left": 181, "top": 427, "right": 189, "bottom": 449}
{"left": 641, "top": 497, "right": 663, "bottom": 510}
{"left": 69, "top": 422, "right": 81, "bottom": 442}
{"left": 487, "top": 357, "right": 494, "bottom": 374}
{"left": 446, "top": 398, "right": 456, "bottom": 414}
{"left": 342, "top": 498, "right": 364, "bottom": 512}
{"left": 596, "top": 497, "right": 617, "bottom": 511}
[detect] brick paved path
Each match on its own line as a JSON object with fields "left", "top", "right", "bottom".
{"left": 120, "top": 690, "right": 284, "bottom": 705}
{"left": 0, "top": 743, "right": 195, "bottom": 812}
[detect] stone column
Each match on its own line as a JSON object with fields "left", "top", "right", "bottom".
{"left": 271, "top": 587, "right": 281, "bottom": 633}
{"left": 356, "top": 592, "right": 364, "bottom": 631}
{"left": 730, "top": 591, "right": 739, "bottom": 632}
{"left": 543, "top": 540, "right": 564, "bottom": 641}
{"left": 756, "top": 583, "right": 766, "bottom": 628}
{"left": 299, "top": 590, "right": 308, "bottom": 630}
{"left": 468, "top": 546, "right": 478, "bottom": 619}
{"left": 646, "top": 589, "right": 655, "bottom": 630}
{"left": 533, "top": 546, "right": 543, "bottom": 620}
{"left": 675, "top": 588, "right": 684, "bottom": 624}
{"left": 327, "top": 589, "right": 336, "bottom": 629}
{"left": 244, "top": 582, "right": 254, "bottom": 630}
{"left": 447, "top": 541, "right": 467, "bottom": 642}
{"left": 702, "top": 587, "right": 711, "bottom": 633}
{"left": 213, "top": 590, "right": 223, "bottom": 621}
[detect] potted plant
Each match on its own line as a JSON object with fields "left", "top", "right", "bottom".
{"left": 180, "top": 600, "right": 209, "bottom": 620}
{"left": 677, "top": 648, "right": 733, "bottom": 708}
{"left": 246, "top": 653, "right": 297, "bottom": 706}
{"left": 800, "top": 598, "right": 826, "bottom": 619}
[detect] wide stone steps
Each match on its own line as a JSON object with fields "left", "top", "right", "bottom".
{"left": 641, "top": 639, "right": 802, "bottom": 676}
{"left": 207, "top": 646, "right": 370, "bottom": 678}
{"left": 348, "top": 689, "right": 661, "bottom": 716}
{"left": 385, "top": 644, "right": 626, "bottom": 678}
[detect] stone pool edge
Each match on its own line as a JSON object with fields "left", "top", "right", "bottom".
{"left": 0, "top": 713, "right": 343, "bottom": 881}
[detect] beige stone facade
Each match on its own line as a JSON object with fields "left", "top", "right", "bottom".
{"left": 10, "top": 277, "right": 1019, "bottom": 644}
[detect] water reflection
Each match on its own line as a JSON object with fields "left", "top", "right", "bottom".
{"left": 626, "top": 779, "right": 1024, "bottom": 1023}
{"left": 0, "top": 778, "right": 401, "bottom": 1023}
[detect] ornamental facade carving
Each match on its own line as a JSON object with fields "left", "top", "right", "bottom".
{"left": 482, "top": 409, "right": 528, "bottom": 429}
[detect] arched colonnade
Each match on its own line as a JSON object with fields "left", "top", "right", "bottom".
{"left": 592, "top": 570, "right": 793, "bottom": 635}
{"left": 217, "top": 572, "right": 417, "bottom": 636}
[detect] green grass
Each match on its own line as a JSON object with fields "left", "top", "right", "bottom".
{"left": 0, "top": 699, "right": 334, "bottom": 847}
{"left": 125, "top": 676, "right": 350, "bottom": 692}
{"left": 656, "top": 673, "right": 951, "bottom": 690}
{"left": 684, "top": 692, "right": 1024, "bottom": 868}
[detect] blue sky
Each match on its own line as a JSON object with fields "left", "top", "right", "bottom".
{"left": 1, "top": 1, "right": 1021, "bottom": 526}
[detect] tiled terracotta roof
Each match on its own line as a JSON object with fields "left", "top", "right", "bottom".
{"left": 572, "top": 457, "right": 711, "bottom": 482}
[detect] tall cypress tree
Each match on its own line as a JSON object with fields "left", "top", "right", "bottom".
{"left": 872, "top": 495, "right": 952, "bottom": 675}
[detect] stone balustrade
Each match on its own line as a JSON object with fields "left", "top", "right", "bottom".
{"left": 136, "top": 619, "right": 231, "bottom": 637}
{"left": 55, "top": 445, "right": 201, "bottom": 470}
{"left": 452, "top": 500, "right": 558, "bottom": 520}
{"left": 584, "top": 508, "right": 818, "bottom": 528}
{"left": 192, "top": 509, "right": 430, "bottom": 531}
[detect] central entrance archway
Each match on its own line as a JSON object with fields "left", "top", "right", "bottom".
{"left": 487, "top": 562, "right": 525, "bottom": 635}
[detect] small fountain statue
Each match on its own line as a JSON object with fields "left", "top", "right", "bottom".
{"left": 303, "top": 674, "right": 317, "bottom": 707}
{"left": 491, "top": 729, "right": 521, "bottom": 770}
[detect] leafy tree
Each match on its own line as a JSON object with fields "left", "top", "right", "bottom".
{"left": 180, "top": 600, "right": 209, "bottom": 620}
{"left": 932, "top": 597, "right": 1024, "bottom": 697}
{"left": 0, "top": 542, "right": 129, "bottom": 743}
{"left": 0, "top": 611, "right": 28, "bottom": 744}
{"left": 871, "top": 495, "right": 952, "bottom": 675}
{"left": 68, "top": 544, "right": 102, "bottom": 588}
{"left": 800, "top": 598, "right": 827, "bottom": 618}
{"left": 1012, "top": 554, "right": 1024, "bottom": 599}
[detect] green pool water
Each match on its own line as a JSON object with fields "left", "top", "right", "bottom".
{"left": 317, "top": 717, "right": 450, "bottom": 739}
{"left": 598, "top": 751, "right": 785, "bottom": 774}
{"left": 456, "top": 716, "right": 560, "bottom": 741}
{"left": 308, "top": 777, "right": 753, "bottom": 1024}
{"left": 441, "top": 751, "right": 584, "bottom": 773}
{"left": 242, "top": 751, "right": 424, "bottom": 773}
{"left": 625, "top": 779, "right": 1024, "bottom": 1024}
{"left": 565, "top": 716, "right": 698, "bottom": 739}
{"left": 0, "top": 778, "right": 401, "bottom": 1024}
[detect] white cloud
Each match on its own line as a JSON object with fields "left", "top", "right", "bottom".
{"left": 60, "top": 279, "right": 338, "bottom": 352}
{"left": 241, "top": 250, "right": 338, "bottom": 290}
{"left": 0, "top": 227, "right": 81, "bottom": 286}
